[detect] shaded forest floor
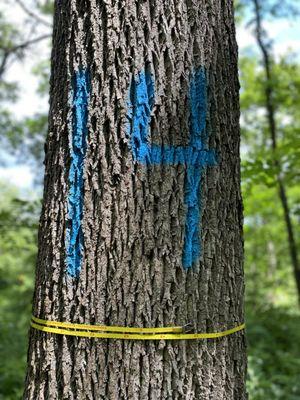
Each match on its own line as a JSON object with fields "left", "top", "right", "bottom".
{"left": 246, "top": 304, "right": 300, "bottom": 399}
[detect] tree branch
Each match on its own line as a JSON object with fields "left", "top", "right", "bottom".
{"left": 8, "top": 34, "right": 52, "bottom": 53}
{"left": 0, "top": 51, "right": 9, "bottom": 79}
{"left": 0, "top": 34, "right": 51, "bottom": 80}
{"left": 15, "top": 0, "right": 52, "bottom": 28}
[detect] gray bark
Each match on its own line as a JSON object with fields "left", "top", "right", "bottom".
{"left": 24, "top": 1, "right": 247, "bottom": 399}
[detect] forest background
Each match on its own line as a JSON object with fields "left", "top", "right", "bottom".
{"left": 0, "top": 1, "right": 299, "bottom": 399}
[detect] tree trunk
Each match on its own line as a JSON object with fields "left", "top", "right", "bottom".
{"left": 24, "top": 1, "right": 247, "bottom": 399}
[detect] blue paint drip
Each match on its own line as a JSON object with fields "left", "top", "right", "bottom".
{"left": 127, "top": 67, "right": 217, "bottom": 269}
{"left": 66, "top": 69, "right": 90, "bottom": 277}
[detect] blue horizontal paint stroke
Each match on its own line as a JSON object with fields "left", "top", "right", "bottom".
{"left": 127, "top": 67, "right": 217, "bottom": 269}
{"left": 66, "top": 69, "right": 90, "bottom": 277}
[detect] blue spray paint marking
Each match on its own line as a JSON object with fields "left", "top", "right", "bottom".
{"left": 127, "top": 67, "right": 218, "bottom": 269}
{"left": 127, "top": 67, "right": 155, "bottom": 163}
{"left": 182, "top": 68, "right": 217, "bottom": 268}
{"left": 66, "top": 69, "right": 90, "bottom": 277}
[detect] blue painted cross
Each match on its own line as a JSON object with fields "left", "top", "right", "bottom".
{"left": 127, "top": 67, "right": 218, "bottom": 268}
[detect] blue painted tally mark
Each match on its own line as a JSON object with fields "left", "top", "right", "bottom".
{"left": 66, "top": 69, "right": 90, "bottom": 277}
{"left": 127, "top": 67, "right": 217, "bottom": 269}
{"left": 182, "top": 68, "right": 217, "bottom": 269}
{"left": 127, "top": 67, "right": 155, "bottom": 163}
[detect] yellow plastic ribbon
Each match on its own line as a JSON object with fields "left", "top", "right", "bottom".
{"left": 31, "top": 316, "right": 245, "bottom": 341}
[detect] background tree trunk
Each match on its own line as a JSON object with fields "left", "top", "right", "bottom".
{"left": 24, "top": 0, "right": 247, "bottom": 399}
{"left": 252, "top": 0, "right": 300, "bottom": 305}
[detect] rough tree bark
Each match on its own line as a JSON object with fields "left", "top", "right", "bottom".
{"left": 24, "top": 1, "right": 247, "bottom": 399}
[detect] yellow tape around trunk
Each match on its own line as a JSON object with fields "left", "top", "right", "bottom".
{"left": 31, "top": 316, "right": 245, "bottom": 340}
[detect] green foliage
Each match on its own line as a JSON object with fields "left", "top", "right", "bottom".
{"left": 0, "top": 184, "right": 39, "bottom": 400}
{"left": 244, "top": 184, "right": 298, "bottom": 306}
{"left": 238, "top": 1, "right": 300, "bottom": 397}
{"left": 35, "top": 0, "right": 54, "bottom": 16}
{"left": 0, "top": 12, "right": 21, "bottom": 51}
{"left": 240, "top": 52, "right": 300, "bottom": 307}
{"left": 247, "top": 305, "right": 300, "bottom": 399}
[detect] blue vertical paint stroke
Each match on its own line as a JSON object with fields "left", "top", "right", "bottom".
{"left": 127, "top": 67, "right": 217, "bottom": 269}
{"left": 66, "top": 69, "right": 90, "bottom": 277}
{"left": 182, "top": 68, "right": 217, "bottom": 268}
{"left": 127, "top": 68, "right": 155, "bottom": 163}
